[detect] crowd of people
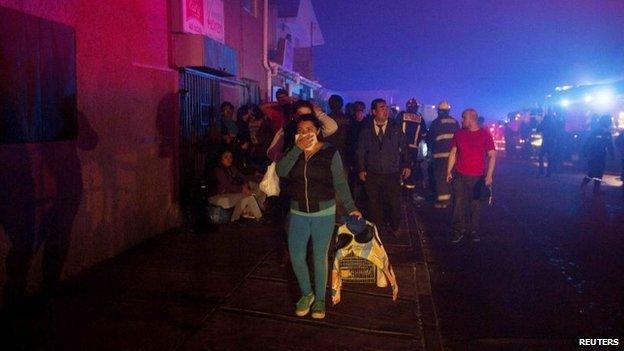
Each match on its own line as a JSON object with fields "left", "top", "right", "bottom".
{"left": 503, "top": 109, "right": 623, "bottom": 195}
{"left": 203, "top": 87, "right": 624, "bottom": 319}
{"left": 203, "top": 89, "right": 498, "bottom": 319}
{"left": 1, "top": 84, "right": 616, "bottom": 322}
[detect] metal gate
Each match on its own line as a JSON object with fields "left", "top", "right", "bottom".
{"left": 179, "top": 68, "right": 221, "bottom": 205}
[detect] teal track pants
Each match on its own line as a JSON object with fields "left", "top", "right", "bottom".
{"left": 287, "top": 211, "right": 335, "bottom": 301}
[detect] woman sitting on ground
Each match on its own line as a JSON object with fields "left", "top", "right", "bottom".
{"left": 276, "top": 113, "right": 361, "bottom": 319}
{"left": 209, "top": 148, "right": 266, "bottom": 223}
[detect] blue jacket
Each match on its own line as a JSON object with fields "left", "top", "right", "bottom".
{"left": 357, "top": 119, "right": 409, "bottom": 174}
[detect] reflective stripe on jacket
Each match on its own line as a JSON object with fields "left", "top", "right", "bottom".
{"left": 426, "top": 116, "right": 459, "bottom": 157}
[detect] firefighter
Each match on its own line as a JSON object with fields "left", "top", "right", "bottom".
{"left": 426, "top": 100, "right": 459, "bottom": 208}
{"left": 616, "top": 131, "right": 624, "bottom": 196}
{"left": 581, "top": 115, "right": 614, "bottom": 195}
{"left": 398, "top": 98, "right": 427, "bottom": 197}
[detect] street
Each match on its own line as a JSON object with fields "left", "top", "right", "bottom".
{"left": 2, "top": 157, "right": 622, "bottom": 350}
{"left": 417, "top": 157, "right": 623, "bottom": 349}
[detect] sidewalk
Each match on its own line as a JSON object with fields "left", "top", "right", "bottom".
{"left": 5, "top": 197, "right": 441, "bottom": 351}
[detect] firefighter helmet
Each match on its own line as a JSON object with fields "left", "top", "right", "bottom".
{"left": 437, "top": 100, "right": 451, "bottom": 111}
{"left": 406, "top": 98, "right": 420, "bottom": 107}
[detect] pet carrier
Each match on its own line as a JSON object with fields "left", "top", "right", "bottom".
{"left": 331, "top": 220, "right": 398, "bottom": 305}
{"left": 338, "top": 253, "right": 377, "bottom": 283}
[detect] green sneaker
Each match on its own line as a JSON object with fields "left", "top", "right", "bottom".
{"left": 311, "top": 300, "right": 326, "bottom": 319}
{"left": 295, "top": 293, "right": 315, "bottom": 317}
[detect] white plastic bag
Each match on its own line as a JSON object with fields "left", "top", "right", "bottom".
{"left": 259, "top": 162, "right": 280, "bottom": 197}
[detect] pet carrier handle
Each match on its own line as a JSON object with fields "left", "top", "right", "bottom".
{"left": 366, "top": 221, "right": 384, "bottom": 246}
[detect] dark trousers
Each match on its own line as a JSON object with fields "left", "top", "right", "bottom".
{"left": 365, "top": 172, "right": 402, "bottom": 230}
{"left": 451, "top": 173, "right": 482, "bottom": 233}
{"left": 521, "top": 138, "right": 532, "bottom": 160}
{"left": 505, "top": 138, "right": 515, "bottom": 158}
{"left": 587, "top": 156, "right": 606, "bottom": 179}
{"left": 349, "top": 169, "right": 367, "bottom": 211}
{"left": 427, "top": 161, "right": 435, "bottom": 198}
{"left": 408, "top": 149, "right": 424, "bottom": 183}
{"left": 434, "top": 158, "right": 451, "bottom": 203}
{"left": 621, "top": 159, "right": 624, "bottom": 194}
{"left": 538, "top": 145, "right": 558, "bottom": 175}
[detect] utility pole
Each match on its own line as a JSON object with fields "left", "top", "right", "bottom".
{"left": 310, "top": 21, "right": 314, "bottom": 79}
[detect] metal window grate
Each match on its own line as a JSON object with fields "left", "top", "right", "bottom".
{"left": 179, "top": 69, "right": 220, "bottom": 205}
{"left": 339, "top": 254, "right": 377, "bottom": 284}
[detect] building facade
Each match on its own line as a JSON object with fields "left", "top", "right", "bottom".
{"left": 268, "top": 0, "right": 324, "bottom": 101}
{"left": 0, "top": 0, "right": 277, "bottom": 302}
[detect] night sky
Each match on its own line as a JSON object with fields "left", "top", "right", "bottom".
{"left": 313, "top": 0, "right": 624, "bottom": 119}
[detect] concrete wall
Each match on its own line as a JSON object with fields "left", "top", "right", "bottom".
{"left": 0, "top": 0, "right": 181, "bottom": 298}
{"left": 221, "top": 0, "right": 268, "bottom": 105}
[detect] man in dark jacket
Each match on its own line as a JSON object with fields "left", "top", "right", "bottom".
{"left": 326, "top": 94, "right": 351, "bottom": 218}
{"left": 347, "top": 101, "right": 368, "bottom": 167}
{"left": 357, "top": 98, "right": 411, "bottom": 236}
{"left": 581, "top": 115, "right": 615, "bottom": 194}
{"left": 326, "top": 94, "right": 351, "bottom": 167}
{"left": 537, "top": 109, "right": 564, "bottom": 176}
{"left": 346, "top": 101, "right": 368, "bottom": 209}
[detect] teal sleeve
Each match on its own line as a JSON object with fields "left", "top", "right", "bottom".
{"left": 331, "top": 151, "right": 357, "bottom": 213}
{"left": 276, "top": 146, "right": 303, "bottom": 177}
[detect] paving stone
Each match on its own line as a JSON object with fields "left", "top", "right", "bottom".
{"left": 5, "top": 191, "right": 437, "bottom": 350}
{"left": 181, "top": 311, "right": 423, "bottom": 351}
{"left": 223, "top": 278, "right": 419, "bottom": 336}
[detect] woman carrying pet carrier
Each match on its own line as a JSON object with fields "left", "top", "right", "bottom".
{"left": 276, "top": 113, "right": 361, "bottom": 319}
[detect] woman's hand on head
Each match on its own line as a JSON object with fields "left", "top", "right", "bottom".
{"left": 313, "top": 105, "right": 324, "bottom": 116}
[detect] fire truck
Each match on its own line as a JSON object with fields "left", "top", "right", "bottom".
{"left": 548, "top": 80, "right": 624, "bottom": 132}
{"left": 545, "top": 80, "right": 624, "bottom": 163}
{"left": 499, "top": 108, "right": 543, "bottom": 158}
{"left": 504, "top": 80, "right": 624, "bottom": 162}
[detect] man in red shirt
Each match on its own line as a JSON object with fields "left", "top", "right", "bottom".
{"left": 260, "top": 89, "right": 294, "bottom": 132}
{"left": 446, "top": 108, "right": 496, "bottom": 243}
